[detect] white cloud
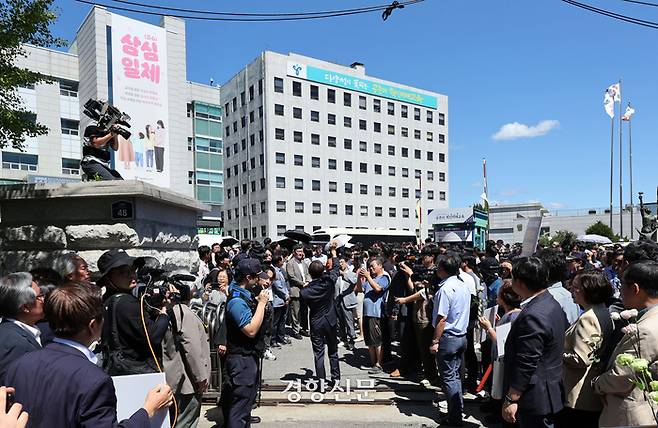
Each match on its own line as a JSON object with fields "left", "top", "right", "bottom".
{"left": 548, "top": 202, "right": 566, "bottom": 209}
{"left": 492, "top": 120, "right": 559, "bottom": 141}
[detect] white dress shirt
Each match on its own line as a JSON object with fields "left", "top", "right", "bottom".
{"left": 52, "top": 337, "right": 98, "bottom": 364}
{"left": 7, "top": 318, "right": 41, "bottom": 346}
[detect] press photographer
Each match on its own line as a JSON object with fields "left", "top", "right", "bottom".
{"left": 81, "top": 99, "right": 131, "bottom": 181}
{"left": 162, "top": 279, "right": 210, "bottom": 428}
{"left": 98, "top": 250, "right": 171, "bottom": 376}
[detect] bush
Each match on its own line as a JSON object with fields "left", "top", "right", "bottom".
{"left": 585, "top": 221, "right": 618, "bottom": 242}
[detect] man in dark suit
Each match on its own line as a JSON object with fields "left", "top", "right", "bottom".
{"left": 502, "top": 257, "right": 569, "bottom": 428}
{"left": 300, "top": 244, "right": 340, "bottom": 384}
{"left": 3, "top": 282, "right": 173, "bottom": 428}
{"left": 0, "top": 272, "right": 44, "bottom": 380}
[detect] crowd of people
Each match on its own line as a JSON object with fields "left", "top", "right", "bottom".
{"left": 0, "top": 235, "right": 657, "bottom": 428}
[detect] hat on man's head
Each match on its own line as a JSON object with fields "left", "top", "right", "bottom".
{"left": 236, "top": 258, "right": 263, "bottom": 277}
{"left": 97, "top": 249, "right": 136, "bottom": 278}
{"left": 566, "top": 252, "right": 587, "bottom": 263}
{"left": 479, "top": 257, "right": 501, "bottom": 274}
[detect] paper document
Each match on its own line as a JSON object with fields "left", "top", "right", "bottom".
{"left": 112, "top": 372, "right": 170, "bottom": 428}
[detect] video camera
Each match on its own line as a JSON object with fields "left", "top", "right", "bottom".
{"left": 83, "top": 98, "right": 132, "bottom": 140}
{"left": 133, "top": 257, "right": 196, "bottom": 308}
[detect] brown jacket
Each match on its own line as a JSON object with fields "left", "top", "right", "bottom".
{"left": 563, "top": 304, "right": 609, "bottom": 411}
{"left": 594, "top": 305, "right": 658, "bottom": 427}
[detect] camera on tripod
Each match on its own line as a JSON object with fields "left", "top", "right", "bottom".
{"left": 83, "top": 98, "right": 132, "bottom": 140}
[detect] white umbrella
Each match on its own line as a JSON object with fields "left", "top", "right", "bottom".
{"left": 325, "top": 234, "right": 353, "bottom": 251}
{"left": 577, "top": 234, "right": 612, "bottom": 244}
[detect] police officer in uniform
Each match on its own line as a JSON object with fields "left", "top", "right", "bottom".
{"left": 223, "top": 259, "right": 270, "bottom": 428}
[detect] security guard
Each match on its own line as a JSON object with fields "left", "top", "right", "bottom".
{"left": 222, "top": 259, "right": 270, "bottom": 428}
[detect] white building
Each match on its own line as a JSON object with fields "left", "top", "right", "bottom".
{"left": 2, "top": 6, "right": 224, "bottom": 220}
{"left": 221, "top": 52, "right": 449, "bottom": 240}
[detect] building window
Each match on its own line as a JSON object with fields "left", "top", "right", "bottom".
{"left": 327, "top": 88, "right": 336, "bottom": 103}
{"left": 401, "top": 105, "right": 408, "bottom": 118}
{"left": 360, "top": 206, "right": 368, "bottom": 217}
{"left": 415, "top": 149, "right": 421, "bottom": 159}
{"left": 276, "top": 176, "right": 286, "bottom": 188}
{"left": 275, "top": 128, "right": 285, "bottom": 140}
{"left": 311, "top": 134, "right": 320, "bottom": 145}
{"left": 402, "top": 208, "right": 410, "bottom": 218}
{"left": 293, "top": 107, "right": 302, "bottom": 119}
{"left": 374, "top": 143, "right": 381, "bottom": 154}
{"left": 439, "top": 153, "right": 446, "bottom": 162}
{"left": 427, "top": 110, "right": 433, "bottom": 123}
{"left": 313, "top": 203, "right": 321, "bottom": 214}
{"left": 415, "top": 169, "right": 421, "bottom": 179}
{"left": 329, "top": 181, "right": 337, "bottom": 192}
{"left": 388, "top": 124, "right": 395, "bottom": 135}
{"left": 375, "top": 185, "right": 382, "bottom": 196}
{"left": 328, "top": 113, "right": 336, "bottom": 125}
{"left": 345, "top": 183, "right": 353, "bottom": 193}
{"left": 295, "top": 202, "right": 304, "bottom": 213}
{"left": 258, "top": 79, "right": 263, "bottom": 95}
{"left": 344, "top": 160, "right": 352, "bottom": 171}
{"left": 438, "top": 113, "right": 445, "bottom": 125}
{"left": 359, "top": 162, "right": 367, "bottom": 173}
{"left": 402, "top": 168, "right": 409, "bottom": 178}
{"left": 344, "top": 92, "right": 351, "bottom": 107}
{"left": 388, "top": 166, "right": 395, "bottom": 176}
{"left": 60, "top": 118, "right": 79, "bottom": 135}
{"left": 261, "top": 201, "right": 266, "bottom": 213}
{"left": 388, "top": 145, "right": 395, "bottom": 156}
{"left": 375, "top": 206, "right": 383, "bottom": 217}
{"left": 328, "top": 136, "right": 336, "bottom": 147}
{"left": 360, "top": 184, "right": 368, "bottom": 195}
{"left": 329, "top": 204, "right": 338, "bottom": 215}
{"left": 251, "top": 203, "right": 256, "bottom": 215}
{"left": 374, "top": 164, "right": 382, "bottom": 175}
{"left": 359, "top": 96, "right": 366, "bottom": 110}
{"left": 359, "top": 141, "right": 367, "bottom": 152}
{"left": 274, "top": 77, "right": 284, "bottom": 93}
{"left": 374, "top": 122, "right": 381, "bottom": 133}
{"left": 294, "top": 131, "right": 303, "bottom": 143}
{"left": 261, "top": 225, "right": 267, "bottom": 237}
{"left": 345, "top": 205, "right": 353, "bottom": 216}
{"left": 415, "top": 189, "right": 421, "bottom": 198}
{"left": 389, "top": 207, "right": 396, "bottom": 217}
{"left": 402, "top": 188, "right": 409, "bottom": 198}
{"left": 428, "top": 190, "right": 435, "bottom": 200}
{"left": 388, "top": 187, "right": 396, "bottom": 197}
{"left": 249, "top": 85, "right": 254, "bottom": 101}
{"left": 373, "top": 99, "right": 381, "bottom": 113}
{"left": 294, "top": 154, "right": 303, "bottom": 166}
{"left": 439, "top": 134, "right": 445, "bottom": 144}
{"left": 439, "top": 172, "right": 446, "bottom": 182}
{"left": 292, "top": 81, "right": 302, "bottom": 97}
{"left": 414, "top": 129, "right": 421, "bottom": 140}
{"left": 59, "top": 79, "right": 78, "bottom": 97}
{"left": 312, "top": 180, "right": 321, "bottom": 191}
{"left": 414, "top": 107, "right": 421, "bottom": 120}
{"left": 312, "top": 156, "right": 320, "bottom": 168}
{"left": 277, "top": 225, "right": 286, "bottom": 235}
{"left": 359, "top": 119, "right": 366, "bottom": 130}
{"left": 387, "top": 102, "right": 395, "bottom": 115}
{"left": 402, "top": 147, "right": 409, "bottom": 158}
{"left": 310, "top": 85, "right": 319, "bottom": 100}
{"left": 294, "top": 178, "right": 304, "bottom": 190}
{"left": 260, "top": 178, "right": 266, "bottom": 189}
{"left": 240, "top": 92, "right": 246, "bottom": 106}
{"left": 61, "top": 158, "right": 80, "bottom": 175}
{"left": 328, "top": 159, "right": 337, "bottom": 170}
{"left": 427, "top": 152, "right": 434, "bottom": 161}
{"left": 274, "top": 104, "right": 284, "bottom": 116}
{"left": 250, "top": 157, "right": 256, "bottom": 169}
{"left": 344, "top": 139, "right": 352, "bottom": 150}
{"left": 440, "top": 191, "right": 446, "bottom": 201}
{"left": 401, "top": 127, "right": 408, "bottom": 137}
{"left": 276, "top": 201, "right": 286, "bottom": 212}
{"left": 344, "top": 116, "right": 352, "bottom": 128}
{"left": 427, "top": 131, "right": 434, "bottom": 142}
{"left": 427, "top": 171, "right": 434, "bottom": 180}
{"left": 311, "top": 110, "right": 319, "bottom": 122}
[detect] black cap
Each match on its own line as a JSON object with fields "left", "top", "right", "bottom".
{"left": 566, "top": 252, "right": 587, "bottom": 263}
{"left": 97, "top": 249, "right": 136, "bottom": 278}
{"left": 479, "top": 257, "right": 501, "bottom": 273}
{"left": 236, "top": 259, "right": 262, "bottom": 277}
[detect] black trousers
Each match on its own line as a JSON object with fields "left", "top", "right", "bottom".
{"left": 222, "top": 354, "right": 259, "bottom": 428}
{"left": 272, "top": 305, "right": 287, "bottom": 343}
{"left": 154, "top": 147, "right": 165, "bottom": 172}
{"left": 464, "top": 323, "right": 480, "bottom": 392}
{"left": 414, "top": 322, "right": 439, "bottom": 382}
{"left": 555, "top": 407, "right": 599, "bottom": 428}
{"left": 310, "top": 321, "right": 340, "bottom": 381}
{"left": 398, "top": 314, "right": 421, "bottom": 375}
{"left": 381, "top": 316, "right": 396, "bottom": 363}
{"left": 81, "top": 160, "right": 123, "bottom": 181}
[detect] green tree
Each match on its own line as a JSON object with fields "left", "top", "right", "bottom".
{"left": 552, "top": 230, "right": 578, "bottom": 251}
{"left": 538, "top": 234, "right": 551, "bottom": 248}
{"left": 0, "top": 0, "right": 65, "bottom": 150}
{"left": 585, "top": 221, "right": 618, "bottom": 242}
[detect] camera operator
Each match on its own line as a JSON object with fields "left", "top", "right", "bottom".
{"left": 97, "top": 250, "right": 170, "bottom": 375}
{"left": 222, "top": 259, "right": 270, "bottom": 428}
{"left": 394, "top": 245, "right": 441, "bottom": 386}
{"left": 162, "top": 281, "right": 210, "bottom": 428}
{"left": 81, "top": 122, "right": 123, "bottom": 180}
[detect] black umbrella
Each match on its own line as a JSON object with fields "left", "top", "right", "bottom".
{"left": 272, "top": 237, "right": 297, "bottom": 250}
{"left": 284, "top": 230, "right": 312, "bottom": 244}
{"left": 219, "top": 237, "right": 238, "bottom": 247}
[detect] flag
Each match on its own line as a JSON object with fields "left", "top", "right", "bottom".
{"left": 622, "top": 104, "right": 635, "bottom": 121}
{"left": 604, "top": 83, "right": 620, "bottom": 118}
{"left": 480, "top": 192, "right": 490, "bottom": 211}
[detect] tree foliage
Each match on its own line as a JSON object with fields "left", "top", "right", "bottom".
{"left": 0, "top": 0, "right": 65, "bottom": 150}
{"left": 585, "top": 221, "right": 618, "bottom": 242}
{"left": 552, "top": 230, "right": 578, "bottom": 251}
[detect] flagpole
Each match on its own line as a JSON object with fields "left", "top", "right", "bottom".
{"left": 609, "top": 115, "right": 614, "bottom": 229}
{"left": 483, "top": 158, "right": 489, "bottom": 241}
{"left": 618, "top": 78, "right": 623, "bottom": 239}
{"left": 628, "top": 105, "right": 634, "bottom": 240}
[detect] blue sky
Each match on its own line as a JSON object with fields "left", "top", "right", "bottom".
{"left": 51, "top": 0, "right": 657, "bottom": 211}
